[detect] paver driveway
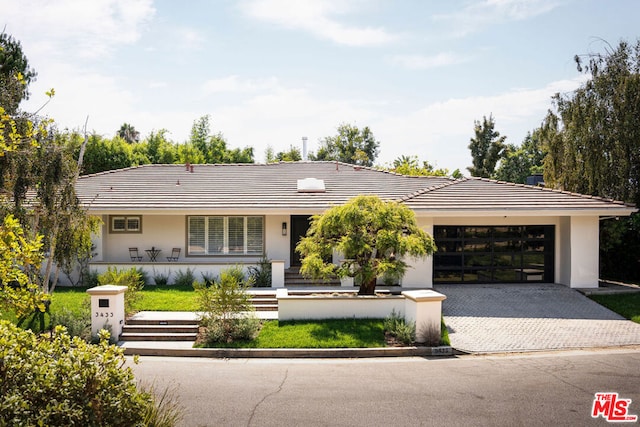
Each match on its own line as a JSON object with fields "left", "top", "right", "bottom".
{"left": 437, "top": 283, "right": 640, "bottom": 353}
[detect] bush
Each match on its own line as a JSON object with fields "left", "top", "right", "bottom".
{"left": 248, "top": 254, "right": 272, "bottom": 287}
{"left": 173, "top": 268, "right": 196, "bottom": 287}
{"left": 49, "top": 307, "right": 91, "bottom": 341}
{"left": 383, "top": 309, "right": 415, "bottom": 345}
{"left": 0, "top": 320, "right": 182, "bottom": 426}
{"left": 83, "top": 269, "right": 100, "bottom": 288}
{"left": 195, "top": 267, "right": 259, "bottom": 344}
{"left": 97, "top": 266, "right": 144, "bottom": 316}
{"left": 200, "top": 271, "right": 216, "bottom": 287}
{"left": 152, "top": 270, "right": 171, "bottom": 286}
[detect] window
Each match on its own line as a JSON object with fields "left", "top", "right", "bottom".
{"left": 188, "top": 216, "right": 264, "bottom": 256}
{"left": 109, "top": 215, "right": 142, "bottom": 233}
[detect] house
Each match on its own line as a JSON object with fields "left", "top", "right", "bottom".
{"left": 74, "top": 161, "right": 636, "bottom": 289}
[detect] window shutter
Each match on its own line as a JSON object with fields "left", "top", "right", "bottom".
{"left": 228, "top": 217, "right": 245, "bottom": 253}
{"left": 207, "top": 217, "right": 224, "bottom": 254}
{"left": 246, "top": 217, "right": 263, "bottom": 254}
{"left": 189, "top": 217, "right": 205, "bottom": 255}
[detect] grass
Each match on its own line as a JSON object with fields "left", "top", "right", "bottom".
{"left": 200, "top": 319, "right": 387, "bottom": 348}
{"left": 589, "top": 293, "right": 640, "bottom": 324}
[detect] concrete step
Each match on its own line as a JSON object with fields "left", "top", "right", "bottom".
{"left": 119, "top": 332, "right": 198, "bottom": 342}
{"left": 127, "top": 318, "right": 199, "bottom": 326}
{"left": 122, "top": 324, "right": 199, "bottom": 334}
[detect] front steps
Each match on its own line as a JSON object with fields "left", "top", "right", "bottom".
{"left": 120, "top": 316, "right": 199, "bottom": 342}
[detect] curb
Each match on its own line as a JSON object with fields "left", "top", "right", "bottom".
{"left": 122, "top": 345, "right": 458, "bottom": 358}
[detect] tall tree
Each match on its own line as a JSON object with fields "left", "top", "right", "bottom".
{"left": 0, "top": 32, "right": 37, "bottom": 114}
{"left": 544, "top": 39, "right": 640, "bottom": 205}
{"left": 390, "top": 155, "right": 460, "bottom": 177}
{"left": 265, "top": 145, "right": 302, "bottom": 163}
{"left": 542, "top": 39, "right": 640, "bottom": 281}
{"left": 467, "top": 114, "right": 506, "bottom": 178}
{"left": 187, "top": 115, "right": 254, "bottom": 164}
{"left": 296, "top": 195, "right": 436, "bottom": 295}
{"left": 494, "top": 129, "right": 545, "bottom": 184}
{"left": 116, "top": 123, "right": 140, "bottom": 144}
{"left": 311, "top": 123, "right": 380, "bottom": 167}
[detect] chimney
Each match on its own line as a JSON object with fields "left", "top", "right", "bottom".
{"left": 302, "top": 136, "right": 308, "bottom": 161}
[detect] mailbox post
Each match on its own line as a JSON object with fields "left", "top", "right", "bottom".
{"left": 86, "top": 285, "right": 127, "bottom": 341}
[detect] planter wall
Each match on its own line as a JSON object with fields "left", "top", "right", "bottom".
{"left": 278, "top": 292, "right": 405, "bottom": 321}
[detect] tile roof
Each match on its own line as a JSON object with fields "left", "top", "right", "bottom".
{"left": 400, "top": 178, "right": 636, "bottom": 214}
{"left": 75, "top": 162, "right": 636, "bottom": 215}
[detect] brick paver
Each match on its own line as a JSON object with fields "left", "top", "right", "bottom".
{"left": 437, "top": 284, "right": 640, "bottom": 353}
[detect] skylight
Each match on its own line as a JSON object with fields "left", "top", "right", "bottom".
{"left": 297, "top": 178, "right": 326, "bottom": 193}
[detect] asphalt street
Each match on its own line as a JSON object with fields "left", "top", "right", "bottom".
{"left": 129, "top": 348, "right": 640, "bottom": 427}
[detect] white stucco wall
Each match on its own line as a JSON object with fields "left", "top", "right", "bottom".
{"left": 265, "top": 215, "right": 290, "bottom": 267}
{"left": 558, "top": 216, "right": 599, "bottom": 288}
{"left": 402, "top": 217, "right": 434, "bottom": 288}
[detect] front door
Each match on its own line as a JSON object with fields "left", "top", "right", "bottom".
{"left": 290, "top": 215, "right": 311, "bottom": 267}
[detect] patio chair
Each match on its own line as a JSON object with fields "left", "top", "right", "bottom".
{"left": 129, "top": 247, "right": 143, "bottom": 262}
{"left": 166, "top": 247, "right": 181, "bottom": 262}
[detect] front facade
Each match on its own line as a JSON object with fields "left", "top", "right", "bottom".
{"left": 74, "top": 162, "right": 636, "bottom": 289}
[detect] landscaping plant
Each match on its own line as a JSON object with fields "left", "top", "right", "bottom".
{"left": 194, "top": 266, "right": 260, "bottom": 344}
{"left": 97, "top": 266, "right": 144, "bottom": 316}
{"left": 0, "top": 322, "right": 182, "bottom": 425}
{"left": 248, "top": 254, "right": 272, "bottom": 287}
{"left": 296, "top": 195, "right": 436, "bottom": 295}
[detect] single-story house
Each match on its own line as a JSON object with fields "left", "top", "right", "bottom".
{"left": 74, "top": 161, "right": 636, "bottom": 289}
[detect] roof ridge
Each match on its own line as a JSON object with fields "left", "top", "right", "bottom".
{"left": 399, "top": 177, "right": 467, "bottom": 202}
{"left": 469, "top": 177, "right": 635, "bottom": 207}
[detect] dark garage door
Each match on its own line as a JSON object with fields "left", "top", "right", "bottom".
{"left": 433, "top": 225, "right": 555, "bottom": 284}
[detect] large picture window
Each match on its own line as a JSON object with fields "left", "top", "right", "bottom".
{"left": 188, "top": 216, "right": 264, "bottom": 256}
{"left": 433, "top": 225, "right": 554, "bottom": 283}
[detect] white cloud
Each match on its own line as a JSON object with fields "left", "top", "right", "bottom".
{"left": 202, "top": 76, "right": 281, "bottom": 94}
{"left": 0, "top": 0, "right": 155, "bottom": 59}
{"left": 239, "top": 0, "right": 398, "bottom": 46}
{"left": 434, "top": 0, "right": 560, "bottom": 37}
{"left": 390, "top": 52, "right": 470, "bottom": 70}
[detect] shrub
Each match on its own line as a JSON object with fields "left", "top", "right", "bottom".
{"left": 83, "top": 269, "right": 100, "bottom": 288}
{"left": 0, "top": 320, "right": 182, "bottom": 426}
{"left": 200, "top": 271, "right": 216, "bottom": 287}
{"left": 49, "top": 307, "right": 91, "bottom": 341}
{"left": 195, "top": 266, "right": 259, "bottom": 344}
{"left": 247, "top": 254, "right": 272, "bottom": 287}
{"left": 97, "top": 266, "right": 144, "bottom": 316}
{"left": 173, "top": 268, "right": 197, "bottom": 287}
{"left": 153, "top": 270, "right": 171, "bottom": 286}
{"left": 384, "top": 309, "right": 415, "bottom": 345}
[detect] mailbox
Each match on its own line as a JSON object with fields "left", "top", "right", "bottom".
{"left": 86, "top": 285, "right": 128, "bottom": 342}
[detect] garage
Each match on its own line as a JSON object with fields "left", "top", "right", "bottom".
{"left": 433, "top": 225, "right": 555, "bottom": 284}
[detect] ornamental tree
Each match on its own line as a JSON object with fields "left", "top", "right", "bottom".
{"left": 296, "top": 195, "right": 436, "bottom": 295}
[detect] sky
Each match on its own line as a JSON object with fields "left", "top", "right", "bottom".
{"left": 2, "top": 0, "right": 640, "bottom": 173}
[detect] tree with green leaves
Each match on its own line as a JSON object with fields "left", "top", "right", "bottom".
{"left": 311, "top": 123, "right": 380, "bottom": 167}
{"left": 494, "top": 129, "right": 545, "bottom": 183}
{"left": 296, "top": 195, "right": 436, "bottom": 295}
{"left": 116, "top": 122, "right": 140, "bottom": 144}
{"left": 467, "top": 114, "right": 506, "bottom": 178}
{"left": 186, "top": 115, "right": 254, "bottom": 164}
{"left": 390, "top": 155, "right": 461, "bottom": 178}
{"left": 81, "top": 134, "right": 141, "bottom": 175}
{"left": 0, "top": 215, "right": 49, "bottom": 321}
{"left": 265, "top": 145, "right": 302, "bottom": 163}
{"left": 541, "top": 39, "right": 640, "bottom": 281}
{"left": 0, "top": 31, "right": 37, "bottom": 114}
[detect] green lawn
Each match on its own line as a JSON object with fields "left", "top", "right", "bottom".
{"left": 589, "top": 293, "right": 640, "bottom": 324}
{"left": 201, "top": 319, "right": 387, "bottom": 348}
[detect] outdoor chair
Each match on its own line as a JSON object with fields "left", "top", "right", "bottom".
{"left": 129, "top": 247, "right": 143, "bottom": 262}
{"left": 166, "top": 247, "right": 181, "bottom": 262}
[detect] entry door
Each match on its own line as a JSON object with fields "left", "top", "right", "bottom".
{"left": 290, "top": 215, "right": 311, "bottom": 267}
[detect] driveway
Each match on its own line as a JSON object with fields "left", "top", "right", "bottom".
{"left": 437, "top": 283, "right": 640, "bottom": 353}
